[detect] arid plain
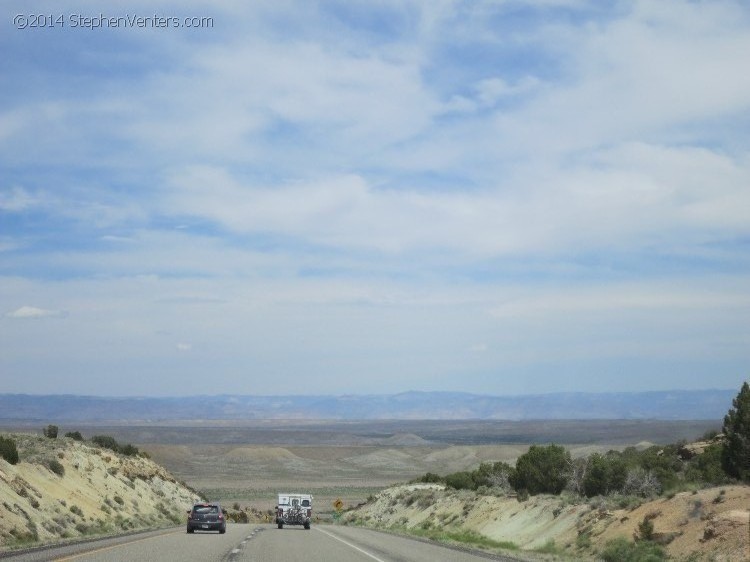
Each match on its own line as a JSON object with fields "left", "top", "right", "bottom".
{"left": 19, "top": 419, "right": 717, "bottom": 515}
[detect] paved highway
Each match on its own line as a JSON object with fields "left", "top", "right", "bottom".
{"left": 2, "top": 524, "right": 523, "bottom": 562}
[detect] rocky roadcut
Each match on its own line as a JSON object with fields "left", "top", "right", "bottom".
{"left": 0, "top": 433, "right": 197, "bottom": 549}
{"left": 344, "top": 483, "right": 750, "bottom": 561}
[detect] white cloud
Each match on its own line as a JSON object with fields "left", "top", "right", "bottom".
{"left": 1, "top": 1, "right": 749, "bottom": 396}
{"left": 0, "top": 183, "right": 146, "bottom": 230}
{"left": 510, "top": 1, "right": 750, "bottom": 154}
{"left": 1, "top": 271, "right": 747, "bottom": 395}
{"left": 115, "top": 37, "right": 438, "bottom": 166}
{"left": 164, "top": 138, "right": 750, "bottom": 259}
{"left": 489, "top": 283, "right": 750, "bottom": 319}
{"left": 6, "top": 306, "right": 66, "bottom": 319}
{"left": 0, "top": 187, "right": 40, "bottom": 212}
{"left": 475, "top": 76, "right": 541, "bottom": 106}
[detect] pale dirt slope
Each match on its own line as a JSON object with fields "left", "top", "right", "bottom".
{"left": 0, "top": 433, "right": 198, "bottom": 551}
{"left": 344, "top": 483, "right": 750, "bottom": 561}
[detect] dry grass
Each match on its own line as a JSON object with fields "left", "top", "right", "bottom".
{"left": 0, "top": 433, "right": 197, "bottom": 551}
{"left": 343, "top": 483, "right": 750, "bottom": 561}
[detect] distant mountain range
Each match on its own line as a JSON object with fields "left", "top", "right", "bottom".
{"left": 0, "top": 390, "right": 735, "bottom": 421}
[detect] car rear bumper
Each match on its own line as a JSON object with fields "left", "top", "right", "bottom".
{"left": 187, "top": 522, "right": 226, "bottom": 532}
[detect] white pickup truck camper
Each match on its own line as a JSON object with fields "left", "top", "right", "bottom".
{"left": 275, "top": 493, "right": 313, "bottom": 529}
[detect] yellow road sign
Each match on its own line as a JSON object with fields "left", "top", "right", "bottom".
{"left": 333, "top": 499, "right": 343, "bottom": 511}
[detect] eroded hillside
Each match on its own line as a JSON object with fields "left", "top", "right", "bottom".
{"left": 0, "top": 433, "right": 199, "bottom": 550}
{"left": 343, "top": 483, "right": 750, "bottom": 561}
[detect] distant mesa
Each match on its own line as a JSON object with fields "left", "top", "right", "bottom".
{"left": 381, "top": 433, "right": 431, "bottom": 446}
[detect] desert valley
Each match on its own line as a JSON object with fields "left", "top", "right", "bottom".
{"left": 2, "top": 416, "right": 748, "bottom": 560}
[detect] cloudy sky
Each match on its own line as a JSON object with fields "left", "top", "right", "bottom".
{"left": 1, "top": 0, "right": 749, "bottom": 397}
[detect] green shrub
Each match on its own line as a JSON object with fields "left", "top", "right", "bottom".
{"left": 416, "top": 491, "right": 436, "bottom": 508}
{"left": 474, "top": 461, "right": 515, "bottom": 491}
{"left": 601, "top": 537, "right": 667, "bottom": 561}
{"left": 90, "top": 435, "right": 139, "bottom": 456}
{"left": 511, "top": 444, "right": 571, "bottom": 495}
{"left": 721, "top": 381, "right": 750, "bottom": 482}
{"left": 415, "top": 472, "right": 444, "bottom": 484}
{"left": 8, "top": 523, "right": 39, "bottom": 546}
{"left": 0, "top": 436, "right": 19, "bottom": 465}
{"left": 445, "top": 471, "right": 475, "bottom": 490}
{"left": 43, "top": 424, "right": 59, "bottom": 438}
{"left": 685, "top": 443, "right": 728, "bottom": 485}
{"left": 635, "top": 516, "right": 655, "bottom": 541}
{"left": 119, "top": 443, "right": 139, "bottom": 457}
{"left": 91, "top": 435, "right": 120, "bottom": 451}
{"left": 633, "top": 445, "right": 683, "bottom": 492}
{"left": 70, "top": 505, "right": 83, "bottom": 517}
{"left": 583, "top": 452, "right": 628, "bottom": 497}
{"left": 47, "top": 459, "right": 65, "bottom": 476}
{"left": 418, "top": 461, "right": 516, "bottom": 493}
{"left": 410, "top": 527, "right": 519, "bottom": 551}
{"left": 65, "top": 431, "right": 84, "bottom": 441}
{"left": 576, "top": 532, "right": 592, "bottom": 550}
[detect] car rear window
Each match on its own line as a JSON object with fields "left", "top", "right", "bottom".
{"left": 192, "top": 505, "right": 219, "bottom": 514}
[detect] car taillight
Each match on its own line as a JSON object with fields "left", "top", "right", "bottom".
{"left": 218, "top": 513, "right": 223, "bottom": 520}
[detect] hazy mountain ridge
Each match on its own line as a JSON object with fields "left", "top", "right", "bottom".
{"left": 0, "top": 390, "right": 734, "bottom": 421}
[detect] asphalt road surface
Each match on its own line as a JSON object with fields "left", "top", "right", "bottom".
{"left": 2, "top": 524, "right": 523, "bottom": 562}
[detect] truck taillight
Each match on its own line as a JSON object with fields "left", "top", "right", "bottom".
{"left": 307, "top": 509, "right": 311, "bottom": 517}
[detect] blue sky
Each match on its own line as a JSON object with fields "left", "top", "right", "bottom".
{"left": 1, "top": 0, "right": 749, "bottom": 397}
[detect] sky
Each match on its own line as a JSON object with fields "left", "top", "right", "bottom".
{"left": 1, "top": 0, "right": 749, "bottom": 397}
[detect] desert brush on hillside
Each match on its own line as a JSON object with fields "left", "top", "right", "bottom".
{"left": 344, "top": 383, "right": 750, "bottom": 560}
{"left": 343, "top": 482, "right": 750, "bottom": 561}
{"left": 0, "top": 432, "right": 199, "bottom": 551}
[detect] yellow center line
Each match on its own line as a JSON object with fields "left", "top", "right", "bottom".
{"left": 54, "top": 530, "right": 182, "bottom": 561}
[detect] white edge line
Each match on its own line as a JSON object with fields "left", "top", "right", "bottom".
{"left": 315, "top": 527, "right": 388, "bottom": 562}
